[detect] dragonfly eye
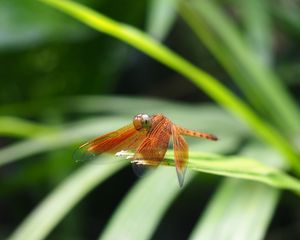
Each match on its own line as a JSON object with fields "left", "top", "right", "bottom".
{"left": 133, "top": 114, "right": 152, "bottom": 131}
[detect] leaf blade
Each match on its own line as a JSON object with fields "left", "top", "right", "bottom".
{"left": 99, "top": 168, "right": 187, "bottom": 240}
{"left": 161, "top": 151, "right": 300, "bottom": 195}
{"left": 7, "top": 157, "right": 126, "bottom": 240}
{"left": 189, "top": 179, "right": 280, "bottom": 240}
{"left": 38, "top": 0, "right": 300, "bottom": 176}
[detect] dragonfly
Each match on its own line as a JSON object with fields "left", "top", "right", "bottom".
{"left": 75, "top": 114, "right": 218, "bottom": 187}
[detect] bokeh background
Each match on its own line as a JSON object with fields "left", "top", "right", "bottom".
{"left": 1, "top": 0, "right": 300, "bottom": 239}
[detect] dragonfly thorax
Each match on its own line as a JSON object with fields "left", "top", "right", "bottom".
{"left": 133, "top": 114, "right": 152, "bottom": 131}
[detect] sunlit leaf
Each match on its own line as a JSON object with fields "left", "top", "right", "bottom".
{"left": 0, "top": 116, "right": 127, "bottom": 167}
{"left": 7, "top": 157, "right": 127, "bottom": 240}
{"left": 0, "top": 0, "right": 89, "bottom": 49}
{"left": 189, "top": 144, "right": 285, "bottom": 240}
{"left": 189, "top": 179, "right": 280, "bottom": 240}
{"left": 0, "top": 100, "right": 245, "bottom": 167}
{"left": 39, "top": 0, "right": 300, "bottom": 176}
{"left": 237, "top": 0, "right": 273, "bottom": 65}
{"left": 99, "top": 136, "right": 244, "bottom": 240}
{"left": 0, "top": 116, "right": 55, "bottom": 137}
{"left": 146, "top": 0, "right": 178, "bottom": 40}
{"left": 127, "top": 151, "right": 300, "bottom": 194}
{"left": 180, "top": 0, "right": 300, "bottom": 133}
{"left": 99, "top": 168, "right": 189, "bottom": 240}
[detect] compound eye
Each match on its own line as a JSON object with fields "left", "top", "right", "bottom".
{"left": 141, "top": 114, "right": 151, "bottom": 128}
{"left": 133, "top": 114, "right": 152, "bottom": 130}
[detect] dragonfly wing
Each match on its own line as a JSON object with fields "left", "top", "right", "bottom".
{"left": 172, "top": 125, "right": 188, "bottom": 187}
{"left": 133, "top": 120, "right": 171, "bottom": 166}
{"left": 74, "top": 124, "right": 146, "bottom": 162}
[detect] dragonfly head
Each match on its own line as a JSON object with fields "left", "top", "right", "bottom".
{"left": 133, "top": 113, "right": 152, "bottom": 131}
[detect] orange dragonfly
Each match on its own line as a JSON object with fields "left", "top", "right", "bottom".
{"left": 75, "top": 114, "right": 218, "bottom": 187}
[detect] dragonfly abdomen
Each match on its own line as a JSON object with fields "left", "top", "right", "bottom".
{"left": 178, "top": 127, "right": 218, "bottom": 141}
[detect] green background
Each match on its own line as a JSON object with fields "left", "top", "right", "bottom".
{"left": 1, "top": 0, "right": 300, "bottom": 239}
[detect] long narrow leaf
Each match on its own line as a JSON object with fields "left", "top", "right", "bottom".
{"left": 99, "top": 133, "right": 244, "bottom": 240}
{"left": 7, "top": 120, "right": 242, "bottom": 240}
{"left": 39, "top": 0, "right": 300, "bottom": 178}
{"left": 144, "top": 151, "right": 300, "bottom": 194}
{"left": 189, "top": 144, "right": 284, "bottom": 240}
{"left": 88, "top": 149, "right": 300, "bottom": 194}
{"left": 8, "top": 157, "right": 127, "bottom": 240}
{"left": 99, "top": 168, "right": 189, "bottom": 240}
{"left": 271, "top": 1, "right": 300, "bottom": 37}
{"left": 0, "top": 101, "right": 246, "bottom": 167}
{"left": 146, "top": 0, "right": 178, "bottom": 40}
{"left": 0, "top": 116, "right": 56, "bottom": 137}
{"left": 180, "top": 0, "right": 300, "bottom": 133}
{"left": 0, "top": 117, "right": 128, "bottom": 167}
{"left": 189, "top": 179, "right": 280, "bottom": 240}
{"left": 237, "top": 0, "right": 273, "bottom": 65}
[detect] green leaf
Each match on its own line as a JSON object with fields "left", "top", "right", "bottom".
{"left": 99, "top": 168, "right": 189, "bottom": 240}
{"left": 0, "top": 116, "right": 128, "bottom": 167}
{"left": 189, "top": 179, "right": 280, "bottom": 240}
{"left": 0, "top": 98, "right": 246, "bottom": 167}
{"left": 146, "top": 0, "right": 178, "bottom": 40}
{"left": 38, "top": 0, "right": 300, "bottom": 179}
{"left": 0, "top": 116, "right": 56, "bottom": 137}
{"left": 161, "top": 151, "right": 300, "bottom": 194}
{"left": 98, "top": 125, "right": 244, "bottom": 240}
{"left": 7, "top": 157, "right": 127, "bottom": 240}
{"left": 0, "top": 0, "right": 90, "bottom": 49}
{"left": 180, "top": 0, "right": 300, "bottom": 133}
{"left": 237, "top": 0, "right": 273, "bottom": 65}
{"left": 95, "top": 149, "right": 300, "bottom": 194}
{"left": 185, "top": 144, "right": 288, "bottom": 240}
{"left": 271, "top": 0, "right": 300, "bottom": 37}
{"left": 6, "top": 105, "right": 243, "bottom": 240}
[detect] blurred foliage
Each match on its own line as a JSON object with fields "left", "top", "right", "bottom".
{"left": 0, "top": 0, "right": 147, "bottom": 104}
{"left": 1, "top": 0, "right": 300, "bottom": 240}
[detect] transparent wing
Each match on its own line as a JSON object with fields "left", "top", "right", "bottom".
{"left": 172, "top": 125, "right": 188, "bottom": 187}
{"left": 133, "top": 120, "right": 171, "bottom": 166}
{"left": 73, "top": 124, "right": 146, "bottom": 162}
